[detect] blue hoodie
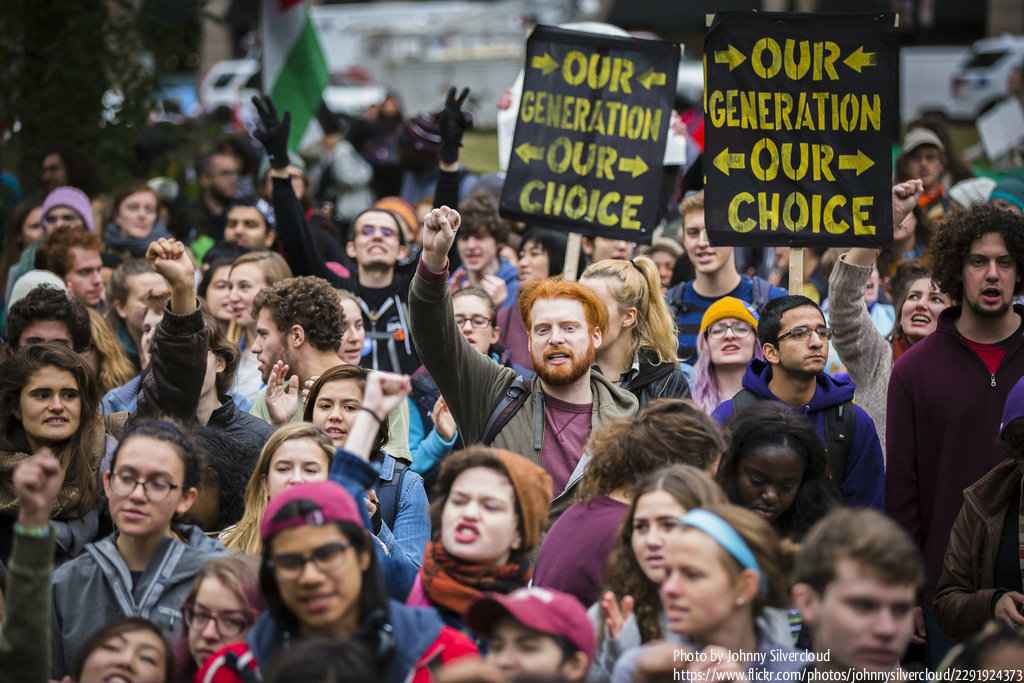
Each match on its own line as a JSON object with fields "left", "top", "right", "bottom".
{"left": 712, "top": 359, "right": 885, "bottom": 510}
{"left": 246, "top": 599, "right": 444, "bottom": 683}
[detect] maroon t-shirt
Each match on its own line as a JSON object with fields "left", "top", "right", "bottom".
{"left": 533, "top": 495, "right": 629, "bottom": 606}
{"left": 540, "top": 395, "right": 593, "bottom": 494}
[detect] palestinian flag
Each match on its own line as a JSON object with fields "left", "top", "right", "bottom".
{"left": 261, "top": 0, "right": 329, "bottom": 150}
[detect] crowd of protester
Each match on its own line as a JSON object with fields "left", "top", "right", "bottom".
{"left": 0, "top": 74, "right": 1023, "bottom": 683}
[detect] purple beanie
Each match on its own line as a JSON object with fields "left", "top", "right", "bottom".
{"left": 1000, "top": 376, "right": 1024, "bottom": 436}
{"left": 41, "top": 186, "right": 94, "bottom": 232}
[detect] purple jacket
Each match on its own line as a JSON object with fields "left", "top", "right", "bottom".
{"left": 886, "top": 305, "right": 1024, "bottom": 598}
{"left": 713, "top": 359, "right": 885, "bottom": 511}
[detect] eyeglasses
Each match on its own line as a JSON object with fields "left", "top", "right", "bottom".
{"left": 455, "top": 314, "right": 493, "bottom": 329}
{"left": 357, "top": 224, "right": 397, "bottom": 239}
{"left": 707, "top": 321, "right": 753, "bottom": 339}
{"left": 183, "top": 606, "right": 252, "bottom": 638}
{"left": 110, "top": 470, "right": 180, "bottom": 502}
{"left": 270, "top": 541, "right": 351, "bottom": 580}
{"left": 776, "top": 325, "right": 833, "bottom": 343}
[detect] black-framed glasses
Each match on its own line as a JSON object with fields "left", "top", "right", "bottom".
{"left": 269, "top": 541, "right": 352, "bottom": 580}
{"left": 707, "top": 321, "right": 753, "bottom": 339}
{"left": 183, "top": 605, "right": 253, "bottom": 638}
{"left": 455, "top": 314, "right": 493, "bottom": 329}
{"left": 776, "top": 325, "right": 833, "bottom": 343}
{"left": 110, "top": 470, "right": 180, "bottom": 502}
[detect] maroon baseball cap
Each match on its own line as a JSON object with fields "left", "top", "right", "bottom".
{"left": 260, "top": 481, "right": 364, "bottom": 542}
{"left": 466, "top": 587, "right": 595, "bottom": 658}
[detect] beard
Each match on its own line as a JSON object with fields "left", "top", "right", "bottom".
{"left": 533, "top": 341, "right": 596, "bottom": 386}
{"left": 967, "top": 295, "right": 1011, "bottom": 319}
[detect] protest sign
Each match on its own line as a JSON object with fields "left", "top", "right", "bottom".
{"left": 499, "top": 25, "right": 679, "bottom": 243}
{"left": 703, "top": 12, "right": 899, "bottom": 248}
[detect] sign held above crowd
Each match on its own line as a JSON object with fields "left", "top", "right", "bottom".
{"left": 703, "top": 12, "right": 899, "bottom": 248}
{"left": 499, "top": 25, "right": 680, "bottom": 243}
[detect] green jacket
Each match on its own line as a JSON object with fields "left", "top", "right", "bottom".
{"left": 409, "top": 265, "right": 638, "bottom": 515}
{"left": 0, "top": 528, "right": 56, "bottom": 683}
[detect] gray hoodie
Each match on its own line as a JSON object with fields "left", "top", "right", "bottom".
{"left": 50, "top": 526, "right": 224, "bottom": 678}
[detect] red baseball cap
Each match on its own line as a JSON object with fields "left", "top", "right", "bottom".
{"left": 260, "top": 480, "right": 364, "bottom": 542}
{"left": 466, "top": 587, "right": 595, "bottom": 658}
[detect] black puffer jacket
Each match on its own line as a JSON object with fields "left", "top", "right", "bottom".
{"left": 624, "top": 348, "right": 692, "bottom": 408}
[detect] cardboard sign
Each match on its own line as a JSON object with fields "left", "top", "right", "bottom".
{"left": 499, "top": 25, "right": 680, "bottom": 242}
{"left": 703, "top": 12, "right": 899, "bottom": 247}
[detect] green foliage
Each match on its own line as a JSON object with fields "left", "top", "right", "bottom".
{"left": 0, "top": 0, "right": 200, "bottom": 194}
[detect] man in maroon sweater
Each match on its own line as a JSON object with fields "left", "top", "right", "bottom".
{"left": 886, "top": 203, "right": 1024, "bottom": 665}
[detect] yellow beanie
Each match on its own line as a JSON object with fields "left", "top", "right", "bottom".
{"left": 699, "top": 296, "right": 759, "bottom": 336}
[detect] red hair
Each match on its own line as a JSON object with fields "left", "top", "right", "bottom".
{"left": 518, "top": 278, "right": 608, "bottom": 333}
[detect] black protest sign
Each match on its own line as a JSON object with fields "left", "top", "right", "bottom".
{"left": 499, "top": 25, "right": 679, "bottom": 243}
{"left": 703, "top": 12, "right": 899, "bottom": 247}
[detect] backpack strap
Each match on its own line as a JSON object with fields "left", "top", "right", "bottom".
{"left": 730, "top": 388, "right": 758, "bottom": 415}
{"left": 750, "top": 276, "right": 773, "bottom": 315}
{"left": 480, "top": 375, "right": 530, "bottom": 446}
{"left": 668, "top": 281, "right": 691, "bottom": 317}
{"left": 376, "top": 455, "right": 408, "bottom": 532}
{"left": 822, "top": 401, "right": 856, "bottom": 484}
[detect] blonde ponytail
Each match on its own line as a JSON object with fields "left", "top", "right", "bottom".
{"left": 581, "top": 256, "right": 679, "bottom": 364}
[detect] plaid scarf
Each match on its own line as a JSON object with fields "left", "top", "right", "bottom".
{"left": 420, "top": 541, "right": 532, "bottom": 616}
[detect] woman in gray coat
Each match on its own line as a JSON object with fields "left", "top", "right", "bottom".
{"left": 50, "top": 420, "right": 224, "bottom": 679}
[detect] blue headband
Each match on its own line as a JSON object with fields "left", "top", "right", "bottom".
{"left": 680, "top": 509, "right": 764, "bottom": 593}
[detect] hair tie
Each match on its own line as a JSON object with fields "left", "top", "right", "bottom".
{"left": 679, "top": 509, "right": 765, "bottom": 594}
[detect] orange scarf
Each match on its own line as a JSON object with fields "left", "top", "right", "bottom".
{"left": 420, "top": 541, "right": 532, "bottom": 616}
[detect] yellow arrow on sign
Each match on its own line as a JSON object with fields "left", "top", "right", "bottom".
{"left": 713, "top": 148, "right": 746, "bottom": 176}
{"left": 531, "top": 53, "right": 559, "bottom": 76}
{"left": 838, "top": 150, "right": 874, "bottom": 176}
{"left": 515, "top": 143, "right": 545, "bottom": 164}
{"left": 714, "top": 45, "right": 747, "bottom": 71}
{"left": 638, "top": 68, "right": 667, "bottom": 90}
{"left": 618, "top": 155, "right": 649, "bottom": 178}
{"left": 843, "top": 46, "right": 877, "bottom": 73}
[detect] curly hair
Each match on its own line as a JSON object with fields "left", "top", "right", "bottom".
{"left": 457, "top": 191, "right": 513, "bottom": 244}
{"left": 193, "top": 426, "right": 253, "bottom": 530}
{"left": 252, "top": 276, "right": 343, "bottom": 352}
{"left": 6, "top": 285, "right": 91, "bottom": 353}
{"left": 930, "top": 204, "right": 1024, "bottom": 302}
{"left": 578, "top": 399, "right": 724, "bottom": 501}
{"left": 717, "top": 402, "right": 840, "bottom": 541}
{"left": 602, "top": 465, "right": 726, "bottom": 643}
{"left": 37, "top": 225, "right": 101, "bottom": 279}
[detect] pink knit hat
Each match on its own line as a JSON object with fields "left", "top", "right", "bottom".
{"left": 41, "top": 186, "right": 94, "bottom": 232}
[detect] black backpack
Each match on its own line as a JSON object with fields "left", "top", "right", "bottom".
{"left": 730, "top": 389, "right": 855, "bottom": 484}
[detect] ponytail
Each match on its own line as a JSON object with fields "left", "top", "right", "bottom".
{"left": 581, "top": 256, "right": 679, "bottom": 364}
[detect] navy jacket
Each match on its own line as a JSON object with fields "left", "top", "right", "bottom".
{"left": 713, "top": 359, "right": 885, "bottom": 510}
{"left": 247, "top": 599, "right": 443, "bottom": 683}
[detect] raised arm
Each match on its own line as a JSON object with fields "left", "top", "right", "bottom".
{"left": 137, "top": 239, "right": 207, "bottom": 422}
{"left": 5, "top": 448, "right": 61, "bottom": 683}
{"left": 252, "top": 95, "right": 343, "bottom": 285}
{"left": 434, "top": 87, "right": 472, "bottom": 210}
{"left": 410, "top": 207, "right": 516, "bottom": 443}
